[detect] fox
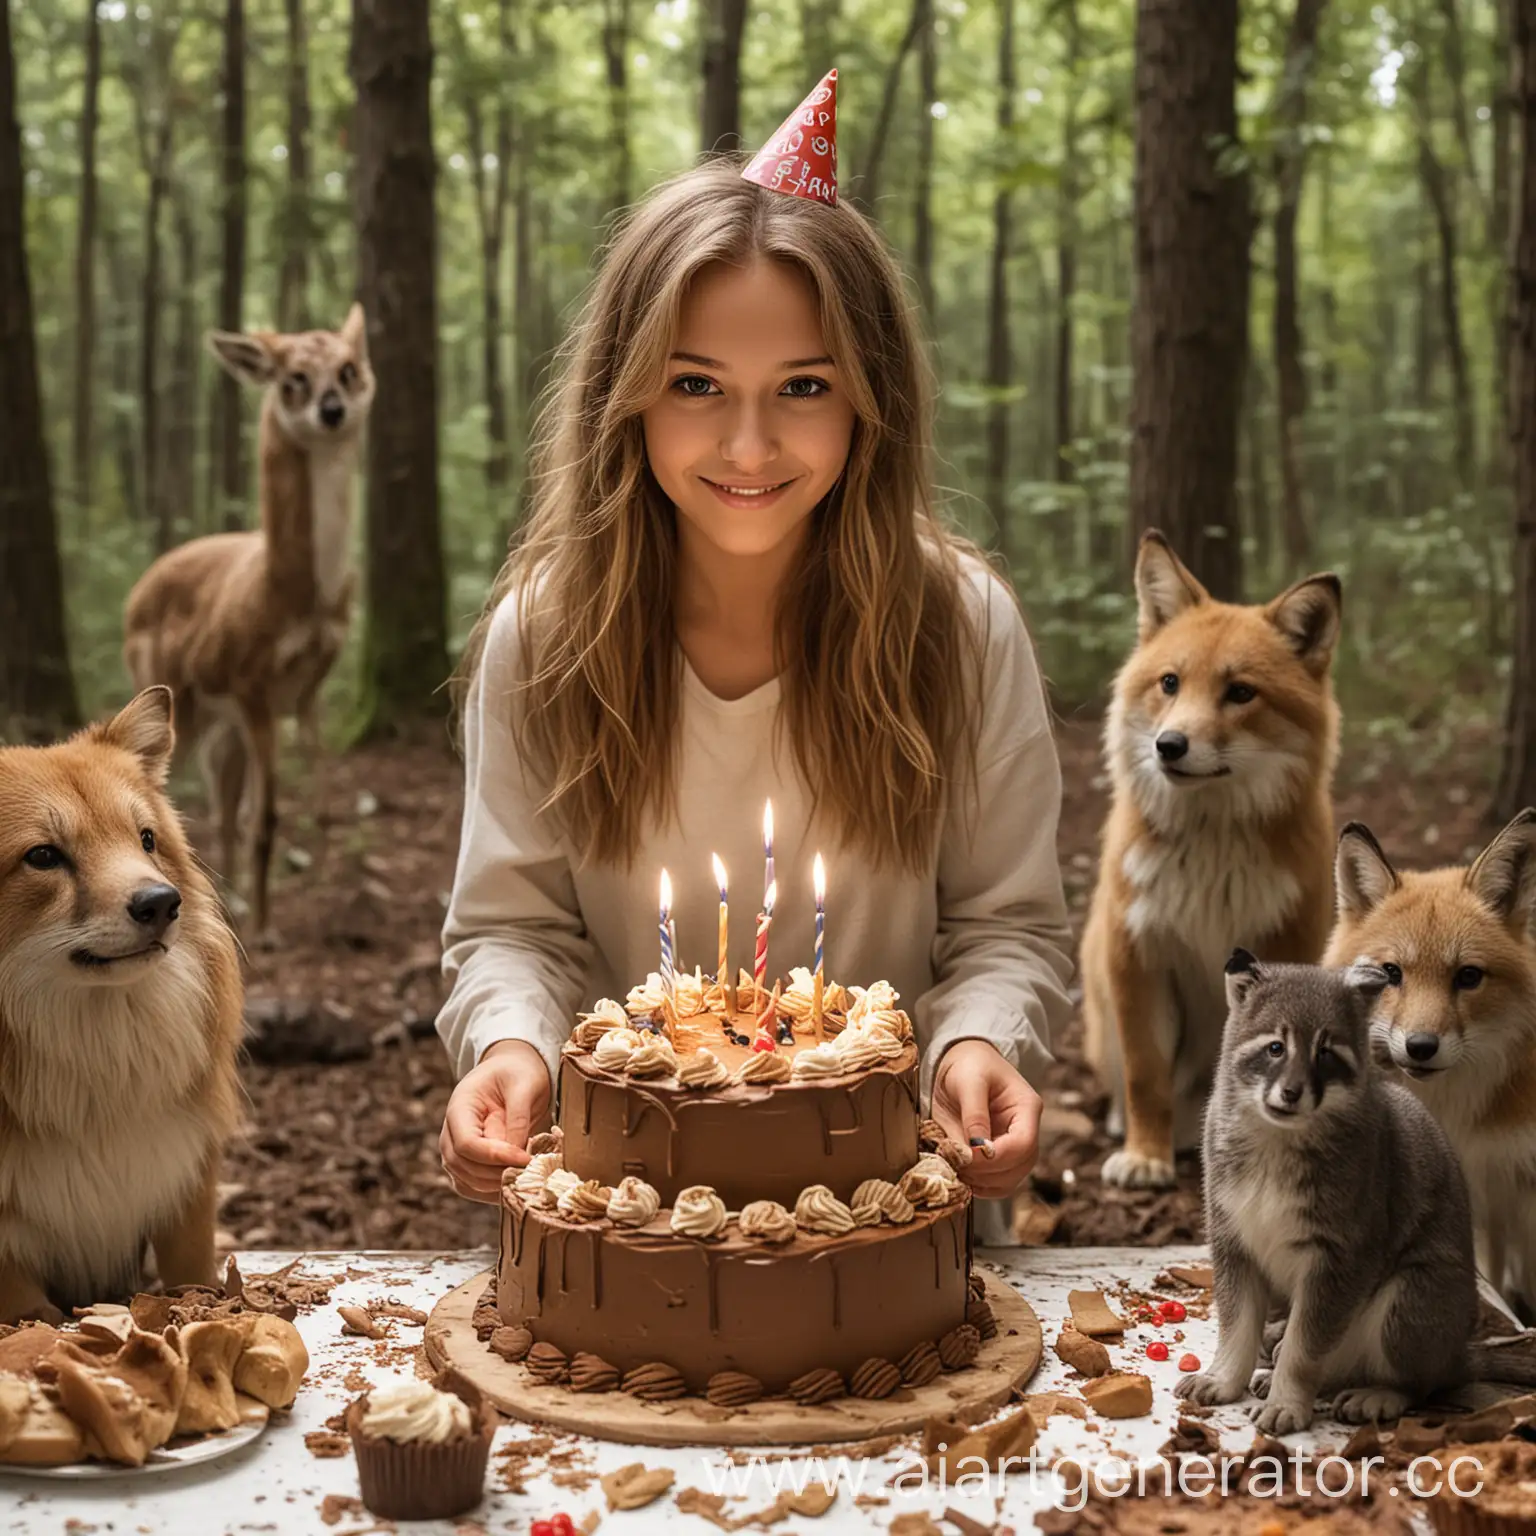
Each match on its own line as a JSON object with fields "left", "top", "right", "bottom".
{"left": 1324, "top": 810, "right": 1536, "bottom": 1316}
{"left": 1081, "top": 530, "right": 1344, "bottom": 1189}
{"left": 0, "top": 688, "right": 244, "bottom": 1323}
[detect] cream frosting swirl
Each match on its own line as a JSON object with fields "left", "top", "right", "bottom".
{"left": 558, "top": 1178, "right": 612, "bottom": 1221}
{"left": 626, "top": 967, "right": 708, "bottom": 1020}
{"left": 899, "top": 1168, "right": 953, "bottom": 1209}
{"left": 671, "top": 1185, "right": 729, "bottom": 1239}
{"left": 850, "top": 1177, "right": 915, "bottom": 1226}
{"left": 626, "top": 1037, "right": 679, "bottom": 1079}
{"left": 572, "top": 999, "right": 628, "bottom": 1048}
{"left": 359, "top": 1380, "right": 472, "bottom": 1445}
{"left": 540, "top": 1168, "right": 581, "bottom": 1209}
{"left": 737, "top": 1199, "right": 797, "bottom": 1244}
{"left": 512, "top": 1151, "right": 562, "bottom": 1204}
{"left": 678, "top": 1048, "right": 730, "bottom": 1089}
{"left": 734, "top": 1048, "right": 792, "bottom": 1085}
{"left": 795, "top": 1184, "right": 856, "bottom": 1236}
{"left": 832, "top": 1032, "right": 888, "bottom": 1072}
{"left": 606, "top": 1175, "right": 661, "bottom": 1227}
{"left": 789, "top": 1042, "right": 846, "bottom": 1081}
{"left": 592, "top": 1026, "right": 642, "bottom": 1073}
{"left": 910, "top": 1152, "right": 960, "bottom": 1186}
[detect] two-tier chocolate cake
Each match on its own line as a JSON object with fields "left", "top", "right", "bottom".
{"left": 493, "top": 968, "right": 988, "bottom": 1406}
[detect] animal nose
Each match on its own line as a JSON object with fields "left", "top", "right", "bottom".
{"left": 127, "top": 883, "right": 181, "bottom": 938}
{"left": 1280, "top": 1085, "right": 1303, "bottom": 1105}
{"left": 1155, "top": 731, "right": 1189, "bottom": 763}
{"left": 319, "top": 392, "right": 346, "bottom": 429}
{"left": 1405, "top": 1033, "right": 1440, "bottom": 1063}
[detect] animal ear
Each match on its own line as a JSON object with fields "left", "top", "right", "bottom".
{"left": 1343, "top": 961, "right": 1391, "bottom": 1004}
{"left": 1134, "top": 530, "right": 1207, "bottom": 639}
{"left": 100, "top": 687, "right": 175, "bottom": 786}
{"left": 1466, "top": 809, "right": 1536, "bottom": 934}
{"left": 340, "top": 302, "right": 367, "bottom": 363}
{"left": 1267, "top": 574, "right": 1342, "bottom": 673}
{"left": 205, "top": 329, "right": 279, "bottom": 387}
{"left": 1336, "top": 822, "right": 1400, "bottom": 919}
{"left": 1224, "top": 947, "right": 1261, "bottom": 1008}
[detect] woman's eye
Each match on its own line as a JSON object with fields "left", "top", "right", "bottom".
{"left": 781, "top": 376, "right": 829, "bottom": 398}
{"left": 672, "top": 375, "right": 719, "bottom": 398}
{"left": 24, "top": 845, "right": 64, "bottom": 871}
{"left": 1225, "top": 682, "right": 1257, "bottom": 705}
{"left": 1383, "top": 963, "right": 1403, "bottom": 986}
{"left": 1267, "top": 1040, "right": 1285, "bottom": 1058}
{"left": 141, "top": 829, "right": 157, "bottom": 854}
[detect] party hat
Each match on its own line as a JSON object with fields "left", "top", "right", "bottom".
{"left": 740, "top": 68, "right": 838, "bottom": 207}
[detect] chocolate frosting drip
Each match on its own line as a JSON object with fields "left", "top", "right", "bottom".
{"left": 558, "top": 1049, "right": 920, "bottom": 1209}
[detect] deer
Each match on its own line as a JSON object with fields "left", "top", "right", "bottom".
{"left": 123, "top": 303, "right": 376, "bottom": 946}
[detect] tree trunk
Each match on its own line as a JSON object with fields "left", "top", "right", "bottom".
{"left": 1054, "top": 0, "right": 1080, "bottom": 487}
{"left": 1497, "top": 0, "right": 1536, "bottom": 819}
{"left": 861, "top": 0, "right": 929, "bottom": 213}
{"left": 912, "top": 2, "right": 937, "bottom": 319}
{"left": 1128, "top": 0, "right": 1251, "bottom": 600}
{"left": 141, "top": 104, "right": 175, "bottom": 554}
{"left": 167, "top": 188, "right": 199, "bottom": 536}
{"left": 0, "top": 0, "right": 80, "bottom": 739}
{"left": 1272, "top": 0, "right": 1327, "bottom": 570}
{"left": 1492, "top": 0, "right": 1516, "bottom": 481}
{"left": 1419, "top": 128, "right": 1475, "bottom": 492}
{"left": 985, "top": 0, "right": 1015, "bottom": 567}
{"left": 215, "top": 0, "right": 247, "bottom": 530}
{"left": 71, "top": 0, "right": 102, "bottom": 520}
{"left": 277, "top": 0, "right": 311, "bottom": 331}
{"left": 699, "top": 0, "right": 748, "bottom": 155}
{"left": 601, "top": 0, "right": 631, "bottom": 216}
{"left": 352, "top": 0, "right": 449, "bottom": 736}
{"left": 103, "top": 219, "right": 141, "bottom": 524}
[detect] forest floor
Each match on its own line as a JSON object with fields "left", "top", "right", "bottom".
{"left": 209, "top": 708, "right": 1501, "bottom": 1257}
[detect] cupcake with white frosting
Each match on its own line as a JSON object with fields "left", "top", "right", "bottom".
{"left": 346, "top": 1374, "right": 494, "bottom": 1520}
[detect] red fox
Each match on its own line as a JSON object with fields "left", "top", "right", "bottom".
{"left": 0, "top": 688, "right": 243, "bottom": 1322}
{"left": 1082, "top": 531, "right": 1343, "bottom": 1189}
{"left": 1325, "top": 811, "right": 1536, "bottom": 1313}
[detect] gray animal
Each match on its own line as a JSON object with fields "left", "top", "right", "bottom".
{"left": 1177, "top": 949, "right": 1486, "bottom": 1433}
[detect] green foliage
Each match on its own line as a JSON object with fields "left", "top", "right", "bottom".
{"left": 9, "top": 0, "right": 1520, "bottom": 737}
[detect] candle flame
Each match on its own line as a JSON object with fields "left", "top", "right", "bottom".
{"left": 763, "top": 799, "right": 774, "bottom": 850}
{"left": 813, "top": 852, "right": 825, "bottom": 906}
{"left": 659, "top": 867, "right": 672, "bottom": 913}
{"left": 711, "top": 853, "right": 728, "bottom": 895}
{"left": 764, "top": 878, "right": 777, "bottom": 916}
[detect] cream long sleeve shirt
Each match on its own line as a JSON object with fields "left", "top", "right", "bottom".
{"left": 437, "top": 561, "right": 1077, "bottom": 1111}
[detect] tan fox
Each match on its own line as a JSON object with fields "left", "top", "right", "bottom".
{"left": 1325, "top": 812, "right": 1536, "bottom": 1314}
{"left": 123, "top": 305, "right": 375, "bottom": 943}
{"left": 1082, "top": 531, "right": 1343, "bottom": 1189}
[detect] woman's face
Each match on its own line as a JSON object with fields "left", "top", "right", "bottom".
{"left": 642, "top": 258, "right": 857, "bottom": 562}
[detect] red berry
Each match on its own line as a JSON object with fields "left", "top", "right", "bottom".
{"left": 1178, "top": 1353, "right": 1200, "bottom": 1372}
{"left": 1160, "top": 1300, "right": 1187, "bottom": 1323}
{"left": 1145, "top": 1341, "right": 1169, "bottom": 1361}
{"left": 551, "top": 1517, "right": 576, "bottom": 1536}
{"left": 532, "top": 1523, "right": 555, "bottom": 1536}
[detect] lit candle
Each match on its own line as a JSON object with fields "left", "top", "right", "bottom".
{"left": 754, "top": 878, "right": 776, "bottom": 1011}
{"left": 712, "top": 853, "right": 735, "bottom": 1014}
{"left": 812, "top": 852, "right": 826, "bottom": 1034}
{"left": 659, "top": 868, "right": 676, "bottom": 1015}
{"left": 762, "top": 800, "right": 775, "bottom": 914}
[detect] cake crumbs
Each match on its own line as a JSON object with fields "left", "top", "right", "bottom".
{"left": 320, "top": 1494, "right": 366, "bottom": 1526}
{"left": 342, "top": 1366, "right": 372, "bottom": 1392}
{"left": 367, "top": 1298, "right": 429, "bottom": 1325}
{"left": 304, "top": 1430, "right": 351, "bottom": 1458}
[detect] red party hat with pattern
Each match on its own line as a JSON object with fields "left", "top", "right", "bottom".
{"left": 740, "top": 69, "right": 839, "bottom": 207}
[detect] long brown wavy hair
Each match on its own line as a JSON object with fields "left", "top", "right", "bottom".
{"left": 457, "top": 158, "right": 998, "bottom": 873}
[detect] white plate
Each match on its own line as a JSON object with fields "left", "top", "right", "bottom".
{"left": 0, "top": 1406, "right": 269, "bottom": 1479}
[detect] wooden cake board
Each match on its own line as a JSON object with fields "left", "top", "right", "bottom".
{"left": 424, "top": 1270, "right": 1042, "bottom": 1448}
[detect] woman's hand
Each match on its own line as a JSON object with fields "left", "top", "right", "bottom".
{"left": 439, "top": 1039, "right": 552, "bottom": 1203}
{"left": 930, "top": 1039, "right": 1044, "bottom": 1200}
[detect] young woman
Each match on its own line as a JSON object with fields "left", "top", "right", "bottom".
{"left": 435, "top": 153, "right": 1075, "bottom": 1234}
